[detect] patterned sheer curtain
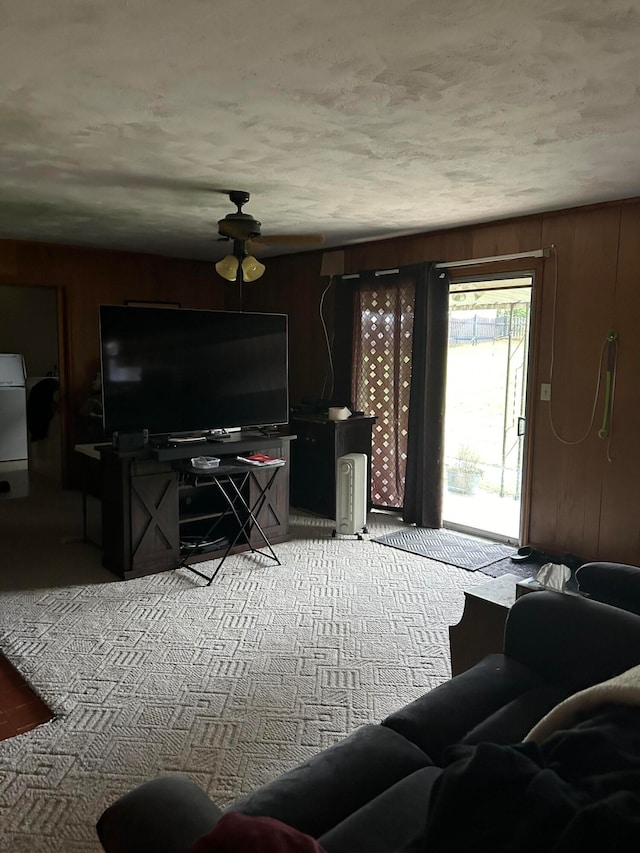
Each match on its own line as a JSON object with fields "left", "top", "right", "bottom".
{"left": 351, "top": 270, "right": 417, "bottom": 509}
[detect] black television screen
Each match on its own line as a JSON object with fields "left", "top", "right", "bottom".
{"left": 99, "top": 305, "right": 289, "bottom": 437}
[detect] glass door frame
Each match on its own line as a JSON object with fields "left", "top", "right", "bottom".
{"left": 443, "top": 269, "right": 539, "bottom": 544}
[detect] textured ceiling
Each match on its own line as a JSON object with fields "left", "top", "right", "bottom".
{"left": 2, "top": 1, "right": 640, "bottom": 261}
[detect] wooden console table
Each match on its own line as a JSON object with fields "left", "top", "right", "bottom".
{"left": 289, "top": 415, "right": 375, "bottom": 518}
{"left": 448, "top": 573, "right": 521, "bottom": 676}
{"left": 88, "top": 432, "right": 295, "bottom": 581}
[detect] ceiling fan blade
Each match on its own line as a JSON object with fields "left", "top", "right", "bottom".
{"left": 73, "top": 170, "right": 232, "bottom": 194}
{"left": 253, "top": 233, "right": 325, "bottom": 246}
{"left": 219, "top": 222, "right": 252, "bottom": 241}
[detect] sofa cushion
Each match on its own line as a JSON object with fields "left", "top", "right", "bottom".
{"left": 401, "top": 705, "right": 640, "bottom": 853}
{"left": 227, "top": 724, "right": 433, "bottom": 840}
{"left": 382, "top": 654, "right": 544, "bottom": 765}
{"left": 318, "top": 766, "right": 442, "bottom": 853}
{"left": 459, "top": 684, "right": 569, "bottom": 748}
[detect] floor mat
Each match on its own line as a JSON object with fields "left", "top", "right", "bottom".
{"left": 372, "top": 527, "right": 516, "bottom": 571}
{"left": 479, "top": 554, "right": 540, "bottom": 579}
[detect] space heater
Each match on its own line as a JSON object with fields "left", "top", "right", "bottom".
{"left": 334, "top": 453, "right": 368, "bottom": 538}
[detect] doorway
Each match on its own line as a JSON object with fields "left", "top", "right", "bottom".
{"left": 442, "top": 275, "right": 533, "bottom": 543}
{"left": 0, "top": 285, "right": 62, "bottom": 487}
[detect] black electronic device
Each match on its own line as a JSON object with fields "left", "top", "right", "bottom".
{"left": 99, "top": 305, "right": 289, "bottom": 438}
{"left": 180, "top": 535, "right": 229, "bottom": 554}
{"left": 112, "top": 429, "right": 149, "bottom": 452}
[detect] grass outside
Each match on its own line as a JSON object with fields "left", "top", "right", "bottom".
{"left": 444, "top": 337, "right": 526, "bottom": 501}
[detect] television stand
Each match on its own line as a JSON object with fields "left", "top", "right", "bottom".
{"left": 98, "top": 433, "right": 296, "bottom": 580}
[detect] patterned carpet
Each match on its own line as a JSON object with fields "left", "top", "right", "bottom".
{"left": 0, "top": 513, "right": 479, "bottom": 851}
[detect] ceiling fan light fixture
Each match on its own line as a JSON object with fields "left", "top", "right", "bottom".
{"left": 241, "top": 254, "right": 265, "bottom": 282}
{"left": 215, "top": 254, "right": 240, "bottom": 282}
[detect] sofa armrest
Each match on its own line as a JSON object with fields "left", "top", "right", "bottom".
{"left": 96, "top": 775, "right": 222, "bottom": 853}
{"left": 576, "top": 561, "right": 640, "bottom": 615}
{"left": 504, "top": 590, "right": 640, "bottom": 691}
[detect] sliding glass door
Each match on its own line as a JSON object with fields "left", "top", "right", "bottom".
{"left": 442, "top": 275, "right": 533, "bottom": 542}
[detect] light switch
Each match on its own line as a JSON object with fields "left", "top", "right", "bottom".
{"left": 540, "top": 383, "right": 551, "bottom": 401}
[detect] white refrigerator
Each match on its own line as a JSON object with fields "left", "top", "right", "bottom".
{"left": 0, "top": 354, "right": 28, "bottom": 461}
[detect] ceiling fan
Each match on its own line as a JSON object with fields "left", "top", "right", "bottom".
{"left": 215, "top": 190, "right": 324, "bottom": 283}
{"left": 64, "top": 171, "right": 324, "bottom": 282}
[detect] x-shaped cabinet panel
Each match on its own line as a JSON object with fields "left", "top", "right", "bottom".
{"left": 130, "top": 471, "right": 179, "bottom": 573}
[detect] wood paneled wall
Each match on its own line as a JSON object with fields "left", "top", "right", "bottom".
{"left": 2, "top": 196, "right": 639, "bottom": 564}
{"left": 245, "top": 198, "right": 640, "bottom": 565}
{"left": 241, "top": 252, "right": 328, "bottom": 404}
{"left": 0, "top": 239, "right": 230, "bottom": 481}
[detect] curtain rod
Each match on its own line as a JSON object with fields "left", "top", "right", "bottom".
{"left": 341, "top": 248, "right": 550, "bottom": 279}
{"left": 341, "top": 269, "right": 401, "bottom": 279}
{"left": 434, "top": 248, "right": 550, "bottom": 270}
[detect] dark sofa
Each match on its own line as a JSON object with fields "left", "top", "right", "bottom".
{"left": 97, "top": 564, "right": 640, "bottom": 852}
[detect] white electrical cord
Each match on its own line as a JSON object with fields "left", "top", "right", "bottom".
{"left": 319, "top": 275, "right": 335, "bottom": 400}
{"left": 606, "top": 356, "right": 618, "bottom": 463}
{"left": 547, "top": 245, "right": 610, "bottom": 446}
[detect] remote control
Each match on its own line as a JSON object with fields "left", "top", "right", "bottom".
{"left": 170, "top": 436, "right": 207, "bottom": 444}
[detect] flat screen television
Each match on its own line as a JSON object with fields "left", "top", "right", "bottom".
{"left": 99, "top": 305, "right": 289, "bottom": 437}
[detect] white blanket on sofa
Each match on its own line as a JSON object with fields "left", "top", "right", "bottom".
{"left": 524, "top": 662, "right": 640, "bottom": 743}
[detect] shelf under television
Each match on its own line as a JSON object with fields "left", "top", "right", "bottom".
{"left": 180, "top": 532, "right": 291, "bottom": 566}
{"left": 152, "top": 431, "right": 292, "bottom": 462}
{"left": 178, "top": 510, "right": 228, "bottom": 525}
{"left": 180, "top": 541, "right": 251, "bottom": 565}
